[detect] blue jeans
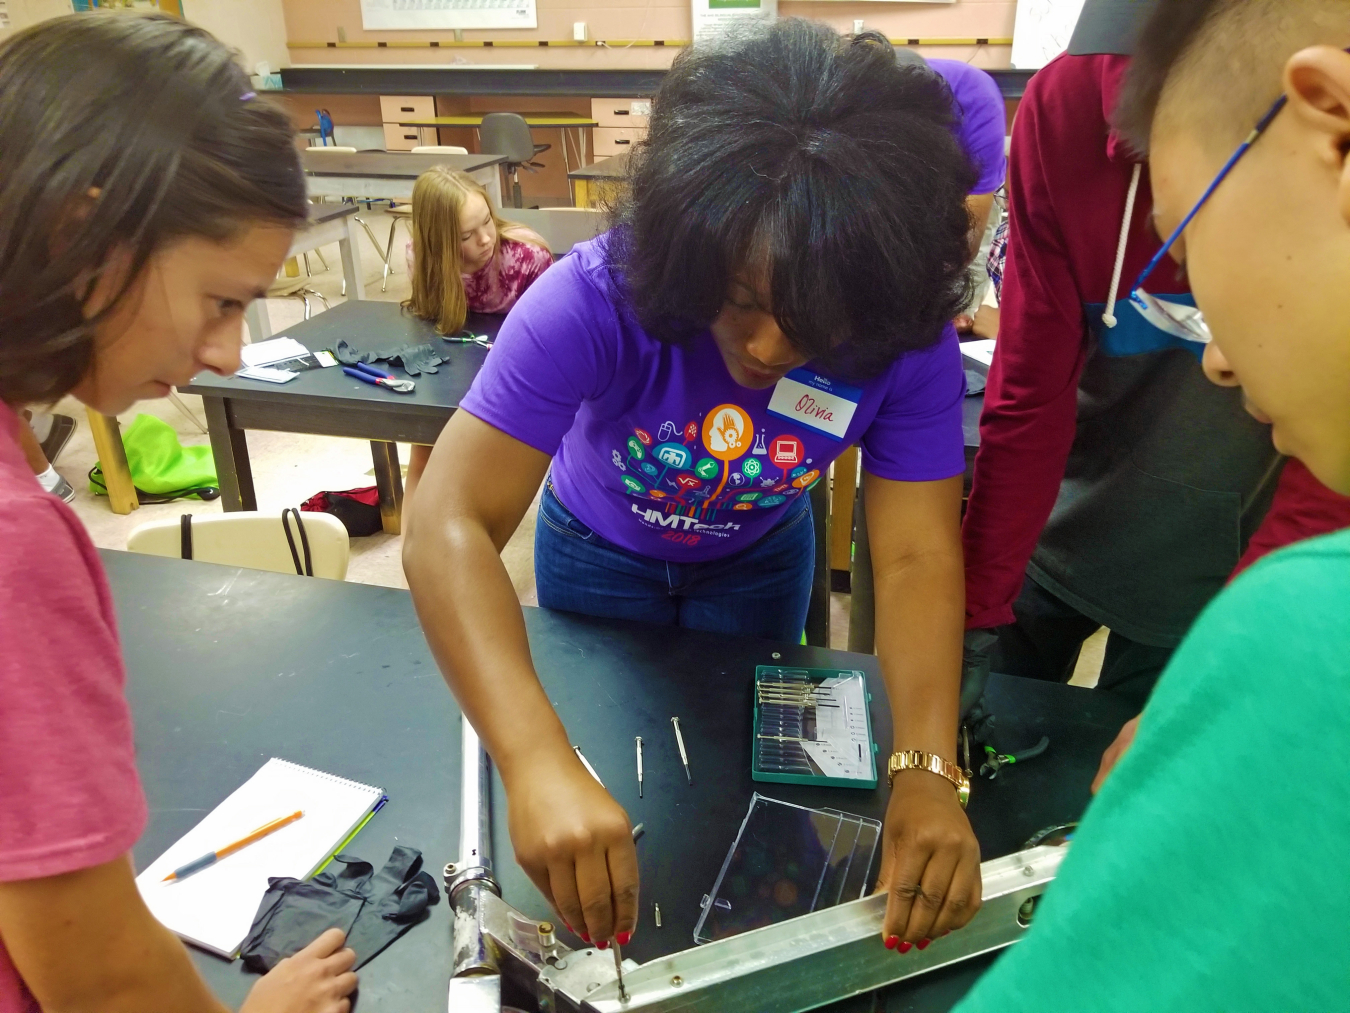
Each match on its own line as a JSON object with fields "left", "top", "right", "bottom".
{"left": 534, "top": 484, "right": 815, "bottom": 642}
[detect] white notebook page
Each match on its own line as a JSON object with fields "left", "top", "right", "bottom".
{"left": 137, "top": 758, "right": 383, "bottom": 957}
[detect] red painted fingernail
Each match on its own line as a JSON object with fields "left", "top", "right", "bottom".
{"left": 884, "top": 935, "right": 899, "bottom": 950}
{"left": 898, "top": 941, "right": 912, "bottom": 954}
{"left": 597, "top": 939, "right": 609, "bottom": 950}
{"left": 917, "top": 938, "right": 931, "bottom": 950}
{"left": 580, "top": 933, "right": 591, "bottom": 943}
{"left": 563, "top": 922, "right": 573, "bottom": 933}
{"left": 616, "top": 931, "right": 632, "bottom": 946}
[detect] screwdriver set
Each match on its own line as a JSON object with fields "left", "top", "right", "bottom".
{"left": 752, "top": 666, "right": 877, "bottom": 789}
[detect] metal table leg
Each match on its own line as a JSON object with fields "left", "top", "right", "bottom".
{"left": 244, "top": 298, "right": 272, "bottom": 343}
{"left": 339, "top": 216, "right": 367, "bottom": 301}
{"left": 370, "top": 440, "right": 403, "bottom": 535}
{"left": 202, "top": 397, "right": 257, "bottom": 511}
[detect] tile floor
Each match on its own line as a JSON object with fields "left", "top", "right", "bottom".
{"left": 48, "top": 205, "right": 1106, "bottom": 682}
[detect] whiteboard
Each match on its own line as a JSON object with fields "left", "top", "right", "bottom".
{"left": 361, "top": 0, "right": 537, "bottom": 31}
{"left": 1011, "top": 0, "right": 1086, "bottom": 69}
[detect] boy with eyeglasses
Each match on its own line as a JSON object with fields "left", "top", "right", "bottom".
{"left": 952, "top": 1, "right": 1350, "bottom": 1007}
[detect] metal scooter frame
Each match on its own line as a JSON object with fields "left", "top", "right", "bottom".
{"left": 446, "top": 717, "right": 1063, "bottom": 1013}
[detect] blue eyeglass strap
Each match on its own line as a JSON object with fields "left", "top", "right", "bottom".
{"left": 1130, "top": 93, "right": 1289, "bottom": 293}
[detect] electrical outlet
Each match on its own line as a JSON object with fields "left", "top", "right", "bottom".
{"left": 573, "top": 21, "right": 588, "bottom": 41}
{"left": 853, "top": 19, "right": 864, "bottom": 34}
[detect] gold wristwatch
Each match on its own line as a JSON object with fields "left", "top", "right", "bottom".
{"left": 887, "top": 750, "right": 970, "bottom": 809}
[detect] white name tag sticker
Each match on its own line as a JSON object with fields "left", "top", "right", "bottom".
{"left": 766, "top": 369, "right": 862, "bottom": 441}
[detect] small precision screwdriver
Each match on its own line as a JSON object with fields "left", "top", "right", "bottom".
{"left": 671, "top": 716, "right": 692, "bottom": 785}
{"left": 613, "top": 939, "right": 629, "bottom": 1003}
{"left": 574, "top": 746, "right": 605, "bottom": 787}
{"left": 635, "top": 736, "right": 644, "bottom": 798}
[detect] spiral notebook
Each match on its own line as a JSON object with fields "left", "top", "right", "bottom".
{"left": 136, "top": 758, "right": 386, "bottom": 958}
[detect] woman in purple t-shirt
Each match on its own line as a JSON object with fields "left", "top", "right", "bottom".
{"left": 406, "top": 21, "right": 994, "bottom": 956}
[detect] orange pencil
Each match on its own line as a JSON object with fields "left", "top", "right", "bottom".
{"left": 162, "top": 810, "right": 305, "bottom": 882}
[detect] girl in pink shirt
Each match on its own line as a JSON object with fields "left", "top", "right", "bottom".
{"left": 401, "top": 167, "right": 553, "bottom": 499}
{"left": 0, "top": 13, "right": 356, "bottom": 1013}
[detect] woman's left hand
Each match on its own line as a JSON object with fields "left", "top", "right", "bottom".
{"left": 874, "top": 770, "right": 982, "bottom": 946}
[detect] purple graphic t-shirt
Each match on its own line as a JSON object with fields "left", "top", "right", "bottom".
{"left": 459, "top": 238, "right": 967, "bottom": 562}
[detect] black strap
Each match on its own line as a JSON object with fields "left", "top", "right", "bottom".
{"left": 281, "top": 508, "right": 313, "bottom": 577}
{"left": 180, "top": 514, "right": 193, "bottom": 560}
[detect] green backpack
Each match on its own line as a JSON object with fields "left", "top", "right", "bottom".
{"left": 89, "top": 413, "right": 220, "bottom": 503}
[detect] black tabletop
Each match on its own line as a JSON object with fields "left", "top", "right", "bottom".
{"left": 568, "top": 152, "right": 630, "bottom": 180}
{"left": 306, "top": 201, "right": 361, "bottom": 225}
{"left": 302, "top": 150, "right": 505, "bottom": 179}
{"left": 107, "top": 550, "right": 1133, "bottom": 1013}
{"left": 181, "top": 300, "right": 501, "bottom": 418}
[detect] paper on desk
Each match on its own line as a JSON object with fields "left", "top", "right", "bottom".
{"left": 237, "top": 365, "right": 298, "bottom": 384}
{"left": 961, "top": 339, "right": 996, "bottom": 367}
{"left": 241, "top": 337, "right": 309, "bottom": 368}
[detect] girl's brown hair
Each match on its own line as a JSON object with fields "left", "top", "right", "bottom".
{"left": 404, "top": 167, "right": 548, "bottom": 335}
{"left": 0, "top": 12, "right": 307, "bottom": 406}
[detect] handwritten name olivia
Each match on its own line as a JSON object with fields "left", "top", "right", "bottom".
{"left": 794, "top": 394, "right": 835, "bottom": 422}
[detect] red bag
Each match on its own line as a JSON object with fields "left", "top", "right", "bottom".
{"left": 301, "top": 486, "right": 383, "bottom": 537}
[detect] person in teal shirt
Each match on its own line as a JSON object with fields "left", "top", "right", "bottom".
{"left": 951, "top": 0, "right": 1350, "bottom": 1009}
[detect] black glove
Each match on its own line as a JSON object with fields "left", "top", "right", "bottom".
{"left": 394, "top": 345, "right": 448, "bottom": 378}
{"left": 343, "top": 845, "right": 440, "bottom": 967}
{"left": 334, "top": 340, "right": 375, "bottom": 365}
{"left": 239, "top": 854, "right": 372, "bottom": 973}
{"left": 239, "top": 845, "right": 440, "bottom": 973}
{"left": 960, "top": 627, "right": 1001, "bottom": 720}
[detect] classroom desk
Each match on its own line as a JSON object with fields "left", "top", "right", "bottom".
{"left": 504, "top": 206, "right": 607, "bottom": 253}
{"left": 89, "top": 203, "right": 373, "bottom": 517}
{"left": 303, "top": 149, "right": 507, "bottom": 207}
{"left": 180, "top": 300, "right": 499, "bottom": 535}
{"left": 111, "top": 549, "right": 1136, "bottom": 1013}
{"left": 245, "top": 201, "right": 368, "bottom": 344}
{"left": 568, "top": 150, "right": 629, "bottom": 207}
{"left": 397, "top": 113, "right": 599, "bottom": 172}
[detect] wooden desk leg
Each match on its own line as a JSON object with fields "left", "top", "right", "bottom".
{"left": 201, "top": 396, "right": 257, "bottom": 511}
{"left": 370, "top": 440, "right": 403, "bottom": 535}
{"left": 340, "top": 216, "right": 367, "bottom": 301}
{"left": 829, "top": 446, "right": 859, "bottom": 591}
{"left": 86, "top": 410, "right": 139, "bottom": 514}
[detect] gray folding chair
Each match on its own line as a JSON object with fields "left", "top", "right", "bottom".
{"left": 478, "top": 113, "right": 551, "bottom": 208}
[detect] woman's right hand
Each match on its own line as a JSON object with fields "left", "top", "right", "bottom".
{"left": 240, "top": 928, "right": 358, "bottom": 1013}
{"left": 505, "top": 751, "right": 639, "bottom": 945}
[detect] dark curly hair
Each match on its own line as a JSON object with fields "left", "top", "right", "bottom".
{"left": 0, "top": 12, "right": 307, "bottom": 406}
{"left": 605, "top": 19, "right": 977, "bottom": 379}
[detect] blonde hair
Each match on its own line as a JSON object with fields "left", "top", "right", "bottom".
{"left": 404, "top": 166, "right": 547, "bottom": 334}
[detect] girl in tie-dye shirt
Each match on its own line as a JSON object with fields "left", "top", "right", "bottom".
{"left": 403, "top": 167, "right": 553, "bottom": 498}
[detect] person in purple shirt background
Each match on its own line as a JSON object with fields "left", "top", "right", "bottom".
{"left": 404, "top": 20, "right": 1005, "bottom": 958}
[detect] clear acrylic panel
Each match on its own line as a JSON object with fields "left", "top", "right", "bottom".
{"left": 693, "top": 794, "right": 881, "bottom": 945}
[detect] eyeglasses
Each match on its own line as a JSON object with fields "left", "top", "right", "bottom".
{"left": 1126, "top": 92, "right": 1289, "bottom": 347}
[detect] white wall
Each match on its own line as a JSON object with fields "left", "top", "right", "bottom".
{"left": 1, "top": 0, "right": 73, "bottom": 39}
{"left": 182, "top": 0, "right": 288, "bottom": 72}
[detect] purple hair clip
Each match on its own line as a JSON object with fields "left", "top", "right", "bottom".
{"left": 240, "top": 91, "right": 257, "bottom": 101}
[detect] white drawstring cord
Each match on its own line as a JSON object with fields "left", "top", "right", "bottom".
{"left": 1102, "top": 162, "right": 1143, "bottom": 328}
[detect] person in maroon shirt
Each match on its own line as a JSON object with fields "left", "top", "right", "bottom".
{"left": 961, "top": 0, "right": 1350, "bottom": 729}
{"left": 0, "top": 14, "right": 358, "bottom": 1013}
